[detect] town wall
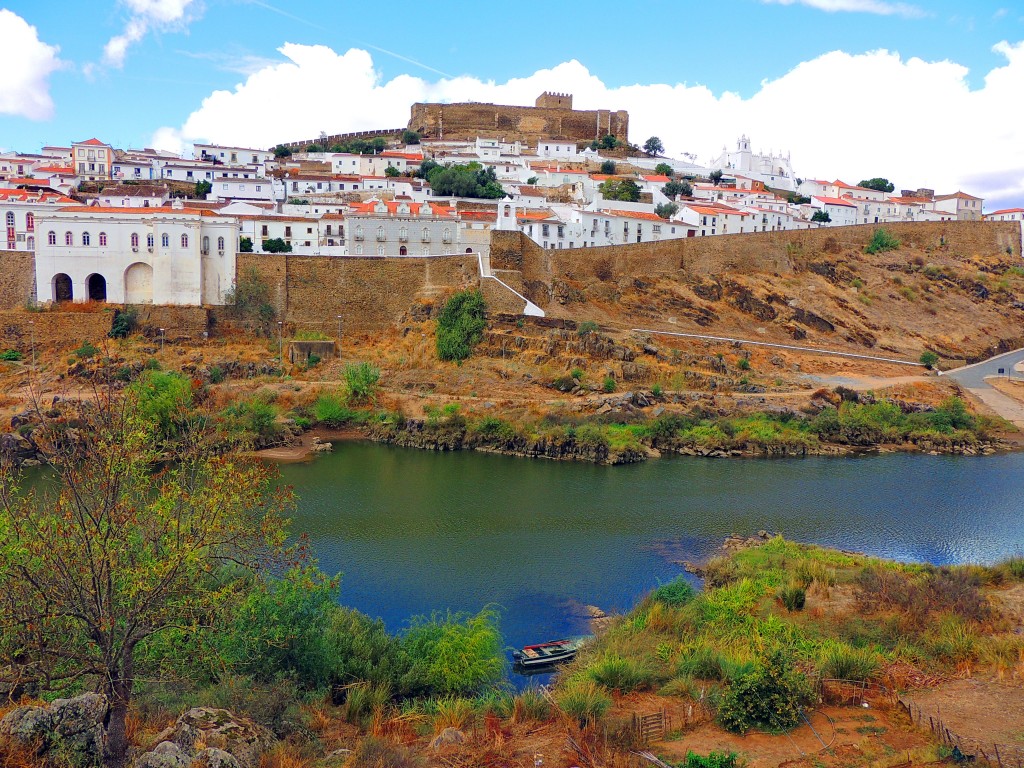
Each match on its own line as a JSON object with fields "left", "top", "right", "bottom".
{"left": 236, "top": 254, "right": 481, "bottom": 335}
{"left": 0, "top": 310, "right": 111, "bottom": 352}
{"left": 0, "top": 251, "right": 38, "bottom": 310}
{"left": 491, "top": 221, "right": 1022, "bottom": 309}
{"left": 408, "top": 102, "right": 629, "bottom": 144}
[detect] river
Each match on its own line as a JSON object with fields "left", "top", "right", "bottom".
{"left": 279, "top": 442, "right": 1024, "bottom": 673}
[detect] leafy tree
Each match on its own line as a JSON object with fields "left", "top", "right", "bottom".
{"left": 588, "top": 140, "right": 599, "bottom": 151}
{"left": 709, "top": 169, "right": 724, "bottom": 186}
{"left": 811, "top": 210, "right": 832, "bottom": 223}
{"left": 127, "top": 370, "right": 194, "bottom": 443}
{"left": 663, "top": 179, "right": 692, "bottom": 198}
{"left": 526, "top": 176, "right": 538, "bottom": 185}
{"left": 399, "top": 609, "right": 505, "bottom": 697}
{"left": 384, "top": 165, "right": 401, "bottom": 177}
{"left": 599, "top": 134, "right": 620, "bottom": 150}
{"left": 304, "top": 143, "right": 324, "bottom": 153}
{"left": 920, "top": 350, "right": 939, "bottom": 369}
{"left": 272, "top": 144, "right": 292, "bottom": 158}
{"left": 654, "top": 162, "right": 674, "bottom": 177}
{"left": 427, "top": 163, "right": 503, "bottom": 199}
{"left": 401, "top": 129, "right": 421, "bottom": 145}
{"left": 194, "top": 180, "right": 212, "bottom": 198}
{"left": 108, "top": 307, "right": 138, "bottom": 339}
{"left": 344, "top": 361, "right": 381, "bottom": 403}
{"left": 436, "top": 289, "right": 487, "bottom": 361}
{"left": 655, "top": 202, "right": 679, "bottom": 219}
{"left": 718, "top": 650, "right": 812, "bottom": 734}
{"left": 239, "top": 236, "right": 253, "bottom": 253}
{"left": 599, "top": 178, "right": 642, "bottom": 202}
{"left": 859, "top": 177, "right": 895, "bottom": 193}
{"left": 262, "top": 237, "right": 293, "bottom": 253}
{"left": 643, "top": 136, "right": 665, "bottom": 156}
{"left": 0, "top": 395, "right": 293, "bottom": 767}
{"left": 600, "top": 159, "right": 617, "bottom": 175}
{"left": 224, "top": 266, "right": 275, "bottom": 334}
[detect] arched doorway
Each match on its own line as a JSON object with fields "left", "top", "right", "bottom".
{"left": 399, "top": 246, "right": 408, "bottom": 255}
{"left": 124, "top": 262, "right": 154, "bottom": 304}
{"left": 466, "top": 248, "right": 473, "bottom": 253}
{"left": 53, "top": 273, "right": 73, "bottom": 302}
{"left": 87, "top": 274, "right": 107, "bottom": 302}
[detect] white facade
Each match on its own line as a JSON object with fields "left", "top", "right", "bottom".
{"left": 194, "top": 144, "right": 272, "bottom": 172}
{"left": 34, "top": 204, "right": 237, "bottom": 306}
{"left": 2, "top": 190, "right": 83, "bottom": 251}
{"left": 986, "top": 208, "right": 1024, "bottom": 222}
{"left": 709, "top": 135, "right": 795, "bottom": 191}
{"left": 239, "top": 215, "right": 321, "bottom": 253}
{"left": 810, "top": 196, "right": 858, "bottom": 227}
{"left": 345, "top": 199, "right": 461, "bottom": 257}
{"left": 536, "top": 140, "right": 579, "bottom": 159}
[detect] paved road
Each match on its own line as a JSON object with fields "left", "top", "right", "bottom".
{"left": 943, "top": 349, "right": 1024, "bottom": 429}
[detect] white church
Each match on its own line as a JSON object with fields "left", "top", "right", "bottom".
{"left": 709, "top": 135, "right": 796, "bottom": 192}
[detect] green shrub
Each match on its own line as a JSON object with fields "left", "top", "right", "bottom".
{"left": 208, "top": 365, "right": 226, "bottom": 384}
{"left": 717, "top": 650, "right": 812, "bottom": 734}
{"left": 512, "top": 689, "right": 550, "bottom": 722}
{"left": 556, "top": 679, "right": 612, "bottom": 726}
{"left": 652, "top": 577, "right": 696, "bottom": 607}
{"left": 344, "top": 362, "right": 380, "bottom": 402}
{"left": 570, "top": 367, "right": 584, "bottom": 380}
{"left": 652, "top": 383, "right": 663, "bottom": 397}
{"left": 577, "top": 320, "right": 600, "bottom": 336}
{"left": 865, "top": 228, "right": 900, "bottom": 255}
{"left": 127, "top": 370, "right": 193, "bottom": 442}
{"left": 75, "top": 340, "right": 99, "bottom": 358}
{"left": 224, "top": 267, "right": 275, "bottom": 334}
{"left": 586, "top": 654, "right": 654, "bottom": 692}
{"left": 313, "top": 393, "right": 358, "bottom": 427}
{"left": 817, "top": 643, "right": 879, "bottom": 682}
{"left": 778, "top": 583, "right": 806, "bottom": 612}
{"left": 677, "top": 648, "right": 727, "bottom": 681}
{"left": 143, "top": 357, "right": 161, "bottom": 371}
{"left": 306, "top": 353, "right": 321, "bottom": 368}
{"left": 680, "top": 752, "right": 739, "bottom": 768}
{"left": 603, "top": 376, "right": 617, "bottom": 393}
{"left": 997, "top": 556, "right": 1024, "bottom": 580}
{"left": 108, "top": 307, "right": 138, "bottom": 338}
{"left": 469, "top": 416, "right": 516, "bottom": 441}
{"left": 736, "top": 357, "right": 750, "bottom": 371}
{"left": 0, "top": 349, "right": 23, "bottom": 361}
{"left": 400, "top": 608, "right": 505, "bottom": 697}
{"left": 920, "top": 351, "right": 939, "bottom": 369}
{"left": 436, "top": 290, "right": 487, "bottom": 362}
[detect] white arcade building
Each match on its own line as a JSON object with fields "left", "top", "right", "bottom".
{"left": 34, "top": 200, "right": 238, "bottom": 305}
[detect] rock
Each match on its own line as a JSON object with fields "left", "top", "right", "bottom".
{"left": 0, "top": 693, "right": 108, "bottom": 765}
{"left": 323, "top": 748, "right": 352, "bottom": 765}
{"left": 430, "top": 728, "right": 466, "bottom": 749}
{"left": 583, "top": 605, "right": 607, "bottom": 619}
{"left": 155, "top": 708, "right": 275, "bottom": 768}
{"left": 192, "top": 748, "right": 242, "bottom": 768}
{"left": 135, "top": 741, "right": 190, "bottom": 768}
{"left": 596, "top": 403, "right": 612, "bottom": 415}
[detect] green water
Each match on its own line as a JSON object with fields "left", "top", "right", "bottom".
{"left": 279, "top": 442, "right": 1024, "bottom": 664}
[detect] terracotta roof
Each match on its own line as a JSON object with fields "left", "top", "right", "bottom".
{"left": 0, "top": 189, "right": 78, "bottom": 204}
{"left": 459, "top": 210, "right": 497, "bottom": 221}
{"left": 641, "top": 175, "right": 671, "bottom": 182}
{"left": 76, "top": 138, "right": 109, "bottom": 147}
{"left": 935, "top": 191, "right": 982, "bottom": 201}
{"left": 686, "top": 204, "right": 749, "bottom": 217}
{"left": 55, "top": 205, "right": 218, "bottom": 216}
{"left": 517, "top": 210, "right": 557, "bottom": 221}
{"left": 380, "top": 152, "right": 424, "bottom": 161}
{"left": 598, "top": 209, "right": 668, "bottom": 222}
{"left": 987, "top": 207, "right": 1024, "bottom": 215}
{"left": 34, "top": 165, "right": 75, "bottom": 174}
{"left": 813, "top": 196, "right": 857, "bottom": 208}
{"left": 347, "top": 199, "right": 456, "bottom": 218}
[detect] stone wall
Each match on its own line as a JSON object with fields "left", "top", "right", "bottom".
{"left": 134, "top": 306, "right": 211, "bottom": 340}
{"left": 236, "top": 254, "right": 481, "bottom": 335}
{"left": 0, "top": 251, "right": 37, "bottom": 310}
{"left": 0, "top": 311, "right": 111, "bottom": 352}
{"left": 491, "top": 222, "right": 1022, "bottom": 310}
{"left": 408, "top": 102, "right": 629, "bottom": 144}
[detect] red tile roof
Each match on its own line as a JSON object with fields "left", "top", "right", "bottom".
{"left": 813, "top": 196, "right": 857, "bottom": 208}
{"left": 641, "top": 175, "right": 671, "bottom": 182}
{"left": 987, "top": 207, "right": 1024, "bottom": 215}
{"left": 76, "top": 138, "right": 109, "bottom": 146}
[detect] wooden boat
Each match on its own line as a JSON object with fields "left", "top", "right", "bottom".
{"left": 512, "top": 638, "right": 579, "bottom": 668}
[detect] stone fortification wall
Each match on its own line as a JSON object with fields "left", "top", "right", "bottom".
{"left": 236, "top": 254, "right": 481, "bottom": 335}
{"left": 134, "top": 306, "right": 211, "bottom": 339}
{"left": 0, "top": 251, "right": 38, "bottom": 310}
{"left": 0, "top": 311, "right": 111, "bottom": 352}
{"left": 491, "top": 221, "right": 1022, "bottom": 310}
{"left": 408, "top": 102, "right": 629, "bottom": 144}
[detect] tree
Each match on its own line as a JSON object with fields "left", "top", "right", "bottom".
{"left": 599, "top": 134, "right": 619, "bottom": 150}
{"left": 654, "top": 162, "right": 674, "bottom": 177}
{"left": 402, "top": 129, "right": 421, "bottom": 145}
{"left": 655, "top": 202, "right": 679, "bottom": 219}
{"left": 600, "top": 160, "right": 617, "bottom": 175}
{"left": 663, "top": 179, "right": 692, "bottom": 198}
{"left": 859, "top": 177, "right": 895, "bottom": 193}
{"left": 272, "top": 144, "right": 292, "bottom": 158}
{"left": 811, "top": 210, "right": 832, "bottom": 223}
{"left": 262, "top": 237, "right": 293, "bottom": 253}
{"left": 709, "top": 169, "right": 724, "bottom": 186}
{"left": 436, "top": 289, "right": 487, "bottom": 361}
{"left": 194, "top": 180, "right": 212, "bottom": 198}
{"left": 384, "top": 166, "right": 401, "bottom": 177}
{"left": 526, "top": 176, "right": 538, "bottom": 185}
{"left": 920, "top": 350, "right": 939, "bottom": 369}
{"left": 0, "top": 393, "right": 293, "bottom": 767}
{"left": 643, "top": 136, "right": 665, "bottom": 157}
{"left": 239, "top": 236, "right": 254, "bottom": 253}
{"left": 427, "top": 163, "right": 504, "bottom": 199}
{"left": 599, "top": 178, "right": 642, "bottom": 202}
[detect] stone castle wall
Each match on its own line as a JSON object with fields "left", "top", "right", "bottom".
{"left": 408, "top": 102, "right": 629, "bottom": 144}
{"left": 0, "top": 251, "right": 38, "bottom": 310}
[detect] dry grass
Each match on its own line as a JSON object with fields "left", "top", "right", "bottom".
{"left": 259, "top": 744, "right": 312, "bottom": 768}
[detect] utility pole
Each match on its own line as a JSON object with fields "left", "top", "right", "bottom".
{"left": 159, "top": 327, "right": 165, "bottom": 352}
{"left": 278, "top": 321, "right": 284, "bottom": 373}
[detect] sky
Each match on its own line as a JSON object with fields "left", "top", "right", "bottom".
{"left": 1, "top": 0, "right": 1023, "bottom": 208}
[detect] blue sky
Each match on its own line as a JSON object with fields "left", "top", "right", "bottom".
{"left": 2, "top": 0, "right": 1024, "bottom": 206}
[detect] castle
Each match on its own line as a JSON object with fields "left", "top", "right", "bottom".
{"left": 407, "top": 92, "right": 629, "bottom": 145}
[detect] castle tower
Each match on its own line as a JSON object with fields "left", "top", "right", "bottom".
{"left": 535, "top": 92, "right": 573, "bottom": 110}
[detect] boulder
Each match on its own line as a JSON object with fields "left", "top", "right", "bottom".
{"left": 155, "top": 708, "right": 275, "bottom": 768}
{"left": 430, "top": 727, "right": 466, "bottom": 749}
{"left": 0, "top": 692, "right": 108, "bottom": 765}
{"left": 135, "top": 741, "right": 190, "bottom": 768}
{"left": 192, "top": 747, "right": 242, "bottom": 768}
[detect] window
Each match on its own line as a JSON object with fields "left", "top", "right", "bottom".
{"left": 181, "top": 233, "right": 189, "bottom": 248}
{"left": 442, "top": 227, "right": 452, "bottom": 243}
{"left": 161, "top": 233, "right": 170, "bottom": 248}
{"left": 255, "top": 185, "right": 261, "bottom": 192}
{"left": 131, "top": 233, "right": 139, "bottom": 248}
{"left": 26, "top": 235, "right": 34, "bottom": 250}
{"left": 202, "top": 236, "right": 209, "bottom": 254}
{"left": 26, "top": 213, "right": 34, "bottom": 231}
{"left": 48, "top": 231, "right": 56, "bottom": 245}
{"left": 99, "top": 232, "right": 107, "bottom": 246}
{"left": 284, "top": 226, "right": 291, "bottom": 238}
{"left": 557, "top": 225, "right": 564, "bottom": 238}
{"left": 217, "top": 236, "right": 225, "bottom": 252}
{"left": 82, "top": 232, "right": 90, "bottom": 246}
{"left": 355, "top": 244, "right": 363, "bottom": 255}
{"left": 147, "top": 234, "right": 155, "bottom": 248}
{"left": 377, "top": 244, "right": 384, "bottom": 255}
{"left": 542, "top": 224, "right": 550, "bottom": 237}
{"left": 376, "top": 226, "right": 385, "bottom": 241}
{"left": 4, "top": 212, "right": 12, "bottom": 226}
{"left": 421, "top": 227, "right": 430, "bottom": 241}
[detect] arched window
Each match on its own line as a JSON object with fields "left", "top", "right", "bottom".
{"left": 82, "top": 232, "right": 91, "bottom": 246}
{"left": 217, "top": 236, "right": 225, "bottom": 252}
{"left": 442, "top": 227, "right": 451, "bottom": 243}
{"left": 147, "top": 233, "right": 155, "bottom": 248}
{"left": 399, "top": 226, "right": 408, "bottom": 241}
{"left": 376, "top": 225, "right": 385, "bottom": 241}
{"left": 4, "top": 212, "right": 13, "bottom": 227}
{"left": 421, "top": 227, "right": 430, "bottom": 241}
{"left": 181, "top": 233, "right": 189, "bottom": 248}
{"left": 161, "top": 233, "right": 169, "bottom": 248}
{"left": 26, "top": 236, "right": 34, "bottom": 250}
{"left": 202, "top": 235, "right": 209, "bottom": 254}
{"left": 399, "top": 245, "right": 408, "bottom": 255}
{"left": 131, "top": 232, "right": 139, "bottom": 248}
{"left": 47, "top": 231, "right": 56, "bottom": 245}
{"left": 99, "top": 232, "right": 107, "bottom": 246}
{"left": 65, "top": 231, "right": 73, "bottom": 246}
{"left": 25, "top": 213, "right": 34, "bottom": 231}
{"left": 503, "top": 204, "right": 511, "bottom": 217}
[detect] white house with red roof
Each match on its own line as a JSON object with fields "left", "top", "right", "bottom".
{"left": 71, "top": 139, "right": 114, "bottom": 182}
{"left": 536, "top": 140, "right": 579, "bottom": 160}
{"left": 1, "top": 189, "right": 84, "bottom": 251}
{"left": 34, "top": 200, "right": 238, "bottom": 305}
{"left": 932, "top": 191, "right": 984, "bottom": 221}
{"left": 344, "top": 198, "right": 461, "bottom": 256}
{"left": 677, "top": 202, "right": 753, "bottom": 236}
{"left": 809, "top": 196, "right": 858, "bottom": 227}
{"left": 985, "top": 207, "right": 1024, "bottom": 222}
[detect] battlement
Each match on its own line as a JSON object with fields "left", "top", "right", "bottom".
{"left": 535, "top": 91, "right": 573, "bottom": 109}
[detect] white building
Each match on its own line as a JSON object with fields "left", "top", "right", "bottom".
{"left": 810, "top": 196, "right": 859, "bottom": 227}
{"left": 34, "top": 201, "right": 237, "bottom": 305}
{"left": 536, "top": 140, "right": 579, "bottom": 160}
{"left": 986, "top": 207, "right": 1024, "bottom": 222}
{"left": 345, "top": 198, "right": 461, "bottom": 256}
{"left": 97, "top": 184, "right": 170, "bottom": 208}
{"left": 932, "top": 191, "right": 984, "bottom": 221}
{"left": 709, "top": 135, "right": 796, "bottom": 191}
{"left": 194, "top": 144, "right": 272, "bottom": 173}
{"left": 237, "top": 214, "right": 321, "bottom": 254}
{"left": 1, "top": 189, "right": 83, "bottom": 251}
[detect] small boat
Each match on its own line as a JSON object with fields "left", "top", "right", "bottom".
{"left": 512, "top": 638, "right": 580, "bottom": 668}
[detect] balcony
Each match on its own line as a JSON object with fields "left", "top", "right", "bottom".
{"left": 376, "top": 234, "right": 386, "bottom": 242}
{"left": 353, "top": 234, "right": 364, "bottom": 241}
{"left": 398, "top": 234, "right": 409, "bottom": 242}
{"left": 420, "top": 235, "right": 431, "bottom": 242}
{"left": 442, "top": 236, "right": 452, "bottom": 244}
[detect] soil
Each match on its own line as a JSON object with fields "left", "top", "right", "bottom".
{"left": 907, "top": 679, "right": 1024, "bottom": 747}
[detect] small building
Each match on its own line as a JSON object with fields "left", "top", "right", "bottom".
{"left": 72, "top": 138, "right": 114, "bottom": 182}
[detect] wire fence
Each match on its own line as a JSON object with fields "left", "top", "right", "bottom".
{"left": 897, "top": 697, "right": 1024, "bottom": 768}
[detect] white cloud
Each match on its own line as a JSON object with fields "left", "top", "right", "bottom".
{"left": 104, "top": 0, "right": 199, "bottom": 68}
{"left": 760, "top": 0, "right": 926, "bottom": 17}
{"left": 157, "top": 41, "right": 1024, "bottom": 206}
{"left": 0, "top": 10, "right": 64, "bottom": 120}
